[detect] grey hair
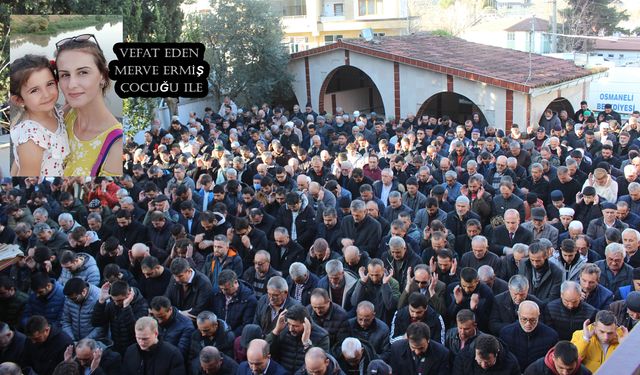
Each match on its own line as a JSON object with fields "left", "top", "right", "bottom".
{"left": 477, "top": 265, "right": 495, "bottom": 280}
{"left": 508, "top": 274, "right": 529, "bottom": 292}
{"left": 357, "top": 301, "right": 375, "bottom": 312}
{"left": 471, "top": 235, "right": 488, "bottom": 248}
{"left": 116, "top": 188, "right": 129, "bottom": 198}
{"left": 58, "top": 213, "right": 73, "bottom": 223}
{"left": 87, "top": 212, "right": 102, "bottom": 223}
{"left": 568, "top": 221, "right": 583, "bottom": 231}
{"left": 33, "top": 207, "right": 49, "bottom": 218}
{"left": 350, "top": 199, "right": 366, "bottom": 211}
{"left": 255, "top": 250, "right": 271, "bottom": 262}
{"left": 76, "top": 338, "right": 98, "bottom": 351}
{"left": 325, "top": 259, "right": 343, "bottom": 276}
{"left": 289, "top": 262, "right": 308, "bottom": 279}
{"left": 530, "top": 163, "right": 543, "bottom": 171}
{"left": 0, "top": 362, "right": 22, "bottom": 375}
{"left": 629, "top": 182, "right": 640, "bottom": 193}
{"left": 580, "top": 263, "right": 601, "bottom": 279}
{"left": 226, "top": 168, "right": 237, "bottom": 177}
{"left": 274, "top": 227, "right": 289, "bottom": 237}
{"left": 389, "top": 191, "right": 401, "bottom": 199}
{"left": 456, "top": 196, "right": 470, "bottom": 205}
{"left": 512, "top": 243, "right": 529, "bottom": 256}
{"left": 622, "top": 228, "right": 640, "bottom": 242}
{"left": 445, "top": 170, "right": 457, "bottom": 180}
{"left": 509, "top": 141, "right": 521, "bottom": 149}
{"left": 561, "top": 280, "right": 581, "bottom": 295}
{"left": 196, "top": 311, "right": 218, "bottom": 325}
{"left": 120, "top": 196, "right": 134, "bottom": 205}
{"left": 605, "top": 243, "right": 625, "bottom": 257}
{"left": 341, "top": 337, "right": 362, "bottom": 358}
{"left": 565, "top": 158, "right": 577, "bottom": 167}
{"left": 200, "top": 346, "right": 221, "bottom": 363}
{"left": 267, "top": 276, "right": 289, "bottom": 291}
{"left": 467, "top": 160, "right": 478, "bottom": 168}
{"left": 388, "top": 236, "right": 406, "bottom": 249}
{"left": 469, "top": 173, "right": 484, "bottom": 184}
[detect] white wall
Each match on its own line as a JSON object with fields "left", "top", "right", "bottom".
{"left": 398, "top": 63, "right": 447, "bottom": 116}
{"left": 345, "top": 51, "right": 395, "bottom": 118}
{"left": 453, "top": 77, "right": 504, "bottom": 129}
{"left": 530, "top": 83, "right": 584, "bottom": 126}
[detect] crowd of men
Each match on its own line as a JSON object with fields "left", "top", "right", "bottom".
{"left": 0, "top": 98, "right": 640, "bottom": 375}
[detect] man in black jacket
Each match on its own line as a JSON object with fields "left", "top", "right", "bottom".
{"left": 346, "top": 301, "right": 390, "bottom": 357}
{"left": 91, "top": 280, "right": 149, "bottom": 355}
{"left": 524, "top": 341, "right": 592, "bottom": 375}
{"left": 164, "top": 257, "right": 214, "bottom": 318}
{"left": 193, "top": 346, "right": 238, "bottom": 375}
{"left": 518, "top": 241, "right": 563, "bottom": 304}
{"left": 266, "top": 304, "right": 330, "bottom": 373}
{"left": 341, "top": 200, "right": 382, "bottom": 257}
{"left": 63, "top": 338, "right": 122, "bottom": 375}
{"left": 276, "top": 192, "right": 317, "bottom": 251}
{"left": 212, "top": 270, "right": 257, "bottom": 336}
{"left": 490, "top": 209, "right": 534, "bottom": 256}
{"left": 123, "top": 317, "right": 186, "bottom": 375}
{"left": 114, "top": 210, "right": 149, "bottom": 251}
{"left": 543, "top": 281, "right": 597, "bottom": 341}
{"left": 388, "top": 322, "right": 450, "bottom": 375}
{"left": 307, "top": 288, "right": 349, "bottom": 347}
{"left": 22, "top": 315, "right": 73, "bottom": 375}
{"left": 189, "top": 311, "right": 236, "bottom": 362}
{"left": 390, "top": 292, "right": 446, "bottom": 345}
{"left": 452, "top": 333, "right": 520, "bottom": 374}
{"left": 489, "top": 275, "right": 543, "bottom": 335}
{"left": 447, "top": 267, "right": 495, "bottom": 332}
{"left": 269, "top": 227, "right": 306, "bottom": 279}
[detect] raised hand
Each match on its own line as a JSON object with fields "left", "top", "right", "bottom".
{"left": 301, "top": 317, "right": 312, "bottom": 344}
{"left": 99, "top": 282, "right": 111, "bottom": 303}
{"left": 64, "top": 345, "right": 74, "bottom": 363}
{"left": 405, "top": 267, "right": 414, "bottom": 292}
{"left": 273, "top": 309, "right": 288, "bottom": 335}
{"left": 90, "top": 348, "right": 103, "bottom": 372}
{"left": 383, "top": 268, "right": 394, "bottom": 284}
{"left": 470, "top": 293, "right": 480, "bottom": 310}
{"left": 358, "top": 267, "right": 369, "bottom": 284}
{"left": 429, "top": 272, "right": 438, "bottom": 297}
{"left": 453, "top": 285, "right": 463, "bottom": 305}
{"left": 122, "top": 289, "right": 135, "bottom": 308}
{"left": 583, "top": 319, "right": 594, "bottom": 340}
{"left": 451, "top": 258, "right": 458, "bottom": 275}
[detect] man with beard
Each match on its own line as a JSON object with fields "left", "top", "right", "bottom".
{"left": 341, "top": 200, "right": 382, "bottom": 257}
{"left": 265, "top": 305, "right": 330, "bottom": 373}
{"left": 391, "top": 292, "right": 446, "bottom": 345}
{"left": 22, "top": 315, "right": 73, "bottom": 375}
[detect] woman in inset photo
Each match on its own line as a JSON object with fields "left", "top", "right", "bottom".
{"left": 10, "top": 55, "right": 69, "bottom": 176}
{"left": 55, "top": 34, "right": 123, "bottom": 176}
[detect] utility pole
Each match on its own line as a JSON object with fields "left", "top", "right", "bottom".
{"left": 551, "top": 0, "right": 558, "bottom": 53}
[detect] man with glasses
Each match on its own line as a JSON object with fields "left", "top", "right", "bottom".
{"left": 242, "top": 250, "right": 281, "bottom": 299}
{"left": 253, "top": 276, "right": 300, "bottom": 334}
{"left": 489, "top": 275, "right": 543, "bottom": 335}
{"left": 596, "top": 243, "right": 634, "bottom": 293}
{"left": 499, "top": 300, "right": 558, "bottom": 370}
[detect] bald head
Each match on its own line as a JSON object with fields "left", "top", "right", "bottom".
{"left": 131, "top": 243, "right": 150, "bottom": 258}
{"left": 518, "top": 300, "right": 540, "bottom": 315}
{"left": 247, "top": 339, "right": 269, "bottom": 360}
{"left": 518, "top": 300, "right": 540, "bottom": 333}
{"left": 305, "top": 347, "right": 329, "bottom": 372}
{"left": 309, "top": 182, "right": 321, "bottom": 194}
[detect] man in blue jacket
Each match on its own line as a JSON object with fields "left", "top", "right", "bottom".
{"left": 499, "top": 300, "right": 559, "bottom": 370}
{"left": 149, "top": 296, "right": 195, "bottom": 359}
{"left": 22, "top": 272, "right": 65, "bottom": 328}
{"left": 212, "top": 269, "right": 257, "bottom": 336}
{"left": 61, "top": 277, "right": 104, "bottom": 341}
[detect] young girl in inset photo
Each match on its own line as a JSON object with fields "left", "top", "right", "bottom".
{"left": 10, "top": 55, "right": 70, "bottom": 176}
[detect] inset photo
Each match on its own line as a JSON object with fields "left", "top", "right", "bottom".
{"left": 9, "top": 15, "right": 123, "bottom": 177}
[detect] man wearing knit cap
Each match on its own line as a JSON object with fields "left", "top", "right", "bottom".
{"left": 546, "top": 190, "right": 565, "bottom": 222}
{"left": 555, "top": 207, "right": 575, "bottom": 238}
{"left": 573, "top": 186, "right": 601, "bottom": 225}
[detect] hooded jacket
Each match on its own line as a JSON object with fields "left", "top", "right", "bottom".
{"left": 23, "top": 278, "right": 65, "bottom": 327}
{"left": 58, "top": 252, "right": 101, "bottom": 286}
{"left": 62, "top": 283, "right": 104, "bottom": 340}
{"left": 570, "top": 324, "right": 624, "bottom": 373}
{"left": 523, "top": 347, "right": 592, "bottom": 375}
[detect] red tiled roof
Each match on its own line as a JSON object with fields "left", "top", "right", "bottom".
{"left": 504, "top": 17, "right": 549, "bottom": 32}
{"left": 593, "top": 37, "right": 640, "bottom": 52}
{"left": 290, "top": 34, "right": 601, "bottom": 92}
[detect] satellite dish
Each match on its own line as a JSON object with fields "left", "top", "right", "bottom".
{"left": 361, "top": 28, "right": 374, "bottom": 41}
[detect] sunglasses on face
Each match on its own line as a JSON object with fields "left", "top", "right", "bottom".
{"left": 55, "top": 34, "right": 102, "bottom": 52}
